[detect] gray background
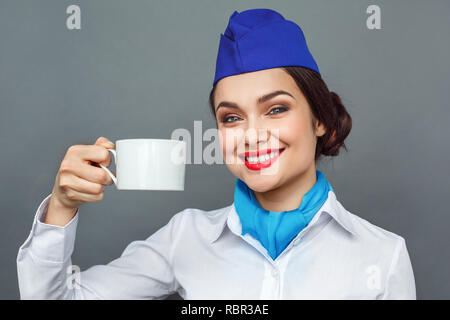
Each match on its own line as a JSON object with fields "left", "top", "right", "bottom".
{"left": 1, "top": 0, "right": 449, "bottom": 299}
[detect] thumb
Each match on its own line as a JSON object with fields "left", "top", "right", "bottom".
{"left": 95, "top": 136, "right": 115, "bottom": 148}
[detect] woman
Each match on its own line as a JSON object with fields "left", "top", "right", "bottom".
{"left": 17, "top": 8, "right": 416, "bottom": 299}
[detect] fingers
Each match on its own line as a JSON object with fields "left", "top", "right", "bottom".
{"left": 94, "top": 137, "right": 115, "bottom": 167}
{"left": 61, "top": 137, "right": 116, "bottom": 186}
{"left": 68, "top": 145, "right": 111, "bottom": 167}
{"left": 64, "top": 188, "right": 105, "bottom": 203}
{"left": 60, "top": 174, "right": 107, "bottom": 195}
{"left": 95, "top": 136, "right": 115, "bottom": 148}
{"left": 61, "top": 160, "right": 115, "bottom": 186}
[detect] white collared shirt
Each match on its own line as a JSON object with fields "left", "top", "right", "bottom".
{"left": 17, "top": 190, "right": 416, "bottom": 299}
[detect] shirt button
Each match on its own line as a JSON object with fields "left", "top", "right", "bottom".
{"left": 271, "top": 268, "right": 279, "bottom": 277}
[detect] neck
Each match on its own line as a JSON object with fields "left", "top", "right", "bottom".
{"left": 253, "top": 164, "right": 318, "bottom": 212}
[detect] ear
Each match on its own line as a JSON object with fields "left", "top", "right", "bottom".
{"left": 315, "top": 120, "right": 327, "bottom": 137}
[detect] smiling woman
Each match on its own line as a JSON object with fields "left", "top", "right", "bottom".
{"left": 17, "top": 7, "right": 416, "bottom": 300}
{"left": 209, "top": 66, "right": 352, "bottom": 163}
{"left": 208, "top": 65, "right": 352, "bottom": 209}
{"left": 207, "top": 58, "right": 357, "bottom": 260}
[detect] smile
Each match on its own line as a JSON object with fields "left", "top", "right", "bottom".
{"left": 239, "top": 148, "right": 285, "bottom": 171}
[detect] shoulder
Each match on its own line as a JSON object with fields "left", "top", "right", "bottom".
{"left": 348, "top": 208, "right": 405, "bottom": 244}
{"left": 338, "top": 201, "right": 408, "bottom": 261}
{"left": 169, "top": 204, "right": 231, "bottom": 231}
{"left": 340, "top": 204, "right": 416, "bottom": 298}
{"left": 160, "top": 204, "right": 231, "bottom": 245}
{"left": 181, "top": 205, "right": 231, "bottom": 216}
{"left": 180, "top": 204, "right": 231, "bottom": 226}
{"left": 328, "top": 192, "right": 407, "bottom": 249}
{"left": 331, "top": 201, "right": 416, "bottom": 298}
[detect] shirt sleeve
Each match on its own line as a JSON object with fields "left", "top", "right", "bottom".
{"left": 381, "top": 237, "right": 417, "bottom": 300}
{"left": 16, "top": 193, "right": 185, "bottom": 300}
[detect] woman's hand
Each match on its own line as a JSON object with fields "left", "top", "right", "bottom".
{"left": 45, "top": 137, "right": 115, "bottom": 226}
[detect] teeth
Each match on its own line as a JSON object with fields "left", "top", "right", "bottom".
{"left": 245, "top": 151, "right": 280, "bottom": 163}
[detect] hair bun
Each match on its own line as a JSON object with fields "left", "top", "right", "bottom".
{"left": 321, "top": 91, "right": 352, "bottom": 157}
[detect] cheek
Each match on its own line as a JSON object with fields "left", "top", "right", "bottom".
{"left": 279, "top": 115, "right": 316, "bottom": 150}
{"left": 219, "top": 128, "right": 244, "bottom": 158}
{"left": 279, "top": 116, "right": 304, "bottom": 139}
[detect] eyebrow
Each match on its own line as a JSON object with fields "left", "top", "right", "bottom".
{"left": 215, "top": 90, "right": 295, "bottom": 112}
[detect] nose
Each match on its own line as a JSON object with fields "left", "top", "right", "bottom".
{"left": 244, "top": 121, "right": 271, "bottom": 149}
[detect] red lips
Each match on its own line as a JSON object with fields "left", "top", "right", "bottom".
{"left": 241, "top": 148, "right": 285, "bottom": 171}
{"left": 238, "top": 148, "right": 285, "bottom": 161}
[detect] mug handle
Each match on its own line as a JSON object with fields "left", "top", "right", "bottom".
{"left": 99, "top": 149, "right": 117, "bottom": 186}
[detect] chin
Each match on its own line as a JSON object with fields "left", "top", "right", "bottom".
{"left": 241, "top": 173, "right": 282, "bottom": 193}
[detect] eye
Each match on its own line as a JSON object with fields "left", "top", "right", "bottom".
{"left": 269, "top": 106, "right": 289, "bottom": 115}
{"left": 221, "top": 115, "right": 241, "bottom": 123}
{"left": 220, "top": 106, "right": 288, "bottom": 123}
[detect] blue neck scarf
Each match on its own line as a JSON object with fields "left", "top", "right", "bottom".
{"left": 234, "top": 169, "right": 333, "bottom": 260}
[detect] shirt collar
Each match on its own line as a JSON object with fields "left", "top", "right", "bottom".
{"left": 208, "top": 190, "right": 359, "bottom": 244}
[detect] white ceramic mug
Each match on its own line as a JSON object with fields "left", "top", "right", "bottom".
{"left": 99, "top": 139, "right": 186, "bottom": 190}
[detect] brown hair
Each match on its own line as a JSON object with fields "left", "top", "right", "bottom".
{"left": 208, "top": 66, "right": 352, "bottom": 162}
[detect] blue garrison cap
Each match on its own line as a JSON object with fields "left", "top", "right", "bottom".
{"left": 213, "top": 8, "right": 321, "bottom": 87}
